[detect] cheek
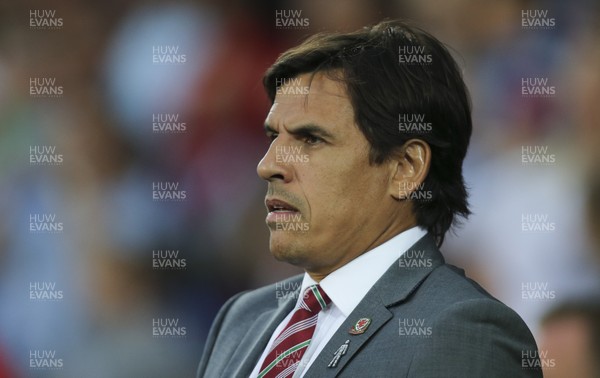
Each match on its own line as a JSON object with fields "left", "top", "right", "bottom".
{"left": 301, "top": 157, "right": 382, "bottom": 222}
{"left": 331, "top": 153, "right": 385, "bottom": 196}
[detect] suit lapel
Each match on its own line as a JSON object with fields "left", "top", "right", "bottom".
{"left": 304, "top": 233, "right": 444, "bottom": 377}
{"left": 227, "top": 277, "right": 302, "bottom": 377}
{"left": 304, "top": 292, "right": 392, "bottom": 378}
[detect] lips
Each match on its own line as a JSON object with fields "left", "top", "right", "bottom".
{"left": 265, "top": 198, "right": 299, "bottom": 213}
{"left": 265, "top": 198, "right": 301, "bottom": 225}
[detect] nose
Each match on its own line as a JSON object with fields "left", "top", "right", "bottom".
{"left": 257, "top": 139, "right": 292, "bottom": 183}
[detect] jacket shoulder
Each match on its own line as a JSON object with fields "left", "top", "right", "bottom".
{"left": 403, "top": 264, "right": 542, "bottom": 377}
{"left": 230, "top": 274, "right": 303, "bottom": 314}
{"left": 197, "top": 274, "right": 303, "bottom": 377}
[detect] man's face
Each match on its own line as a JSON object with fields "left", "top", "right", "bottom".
{"left": 257, "top": 72, "right": 407, "bottom": 278}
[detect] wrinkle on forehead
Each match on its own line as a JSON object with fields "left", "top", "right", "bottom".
{"left": 273, "top": 72, "right": 354, "bottom": 115}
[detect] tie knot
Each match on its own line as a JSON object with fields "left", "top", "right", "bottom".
{"left": 301, "top": 285, "right": 331, "bottom": 313}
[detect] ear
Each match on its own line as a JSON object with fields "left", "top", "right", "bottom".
{"left": 389, "top": 139, "right": 431, "bottom": 200}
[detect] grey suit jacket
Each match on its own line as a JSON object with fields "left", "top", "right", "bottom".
{"left": 197, "top": 234, "right": 542, "bottom": 377}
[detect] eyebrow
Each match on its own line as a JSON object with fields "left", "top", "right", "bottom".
{"left": 263, "top": 123, "right": 335, "bottom": 140}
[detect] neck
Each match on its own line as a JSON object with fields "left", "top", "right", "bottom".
{"left": 305, "top": 218, "right": 418, "bottom": 282}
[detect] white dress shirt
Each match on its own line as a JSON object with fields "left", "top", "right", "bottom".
{"left": 249, "top": 227, "right": 427, "bottom": 378}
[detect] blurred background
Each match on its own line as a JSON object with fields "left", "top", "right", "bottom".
{"left": 0, "top": 0, "right": 599, "bottom": 377}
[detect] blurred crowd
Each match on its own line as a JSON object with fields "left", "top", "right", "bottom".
{"left": 0, "top": 0, "right": 599, "bottom": 377}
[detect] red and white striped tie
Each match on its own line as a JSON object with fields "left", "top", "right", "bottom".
{"left": 258, "top": 285, "right": 331, "bottom": 378}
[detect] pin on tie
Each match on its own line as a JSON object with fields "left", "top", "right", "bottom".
{"left": 328, "top": 340, "right": 350, "bottom": 368}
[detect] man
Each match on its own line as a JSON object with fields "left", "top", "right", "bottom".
{"left": 197, "top": 20, "right": 541, "bottom": 377}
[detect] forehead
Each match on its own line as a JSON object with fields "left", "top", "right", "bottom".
{"left": 266, "top": 72, "right": 355, "bottom": 128}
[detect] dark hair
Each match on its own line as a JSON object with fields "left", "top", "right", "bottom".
{"left": 263, "top": 20, "right": 471, "bottom": 246}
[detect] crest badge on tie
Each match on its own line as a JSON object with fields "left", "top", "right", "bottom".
{"left": 348, "top": 317, "right": 371, "bottom": 335}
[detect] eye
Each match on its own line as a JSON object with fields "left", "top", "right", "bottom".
{"left": 303, "top": 134, "right": 323, "bottom": 145}
{"left": 267, "top": 133, "right": 278, "bottom": 143}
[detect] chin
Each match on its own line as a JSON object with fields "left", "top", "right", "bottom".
{"left": 269, "top": 233, "right": 307, "bottom": 266}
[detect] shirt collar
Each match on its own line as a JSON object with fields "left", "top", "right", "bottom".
{"left": 297, "top": 226, "right": 428, "bottom": 316}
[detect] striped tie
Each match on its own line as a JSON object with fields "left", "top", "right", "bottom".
{"left": 258, "top": 285, "right": 331, "bottom": 378}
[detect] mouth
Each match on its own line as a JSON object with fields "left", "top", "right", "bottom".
{"left": 265, "top": 198, "right": 301, "bottom": 224}
{"left": 265, "top": 198, "right": 299, "bottom": 213}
